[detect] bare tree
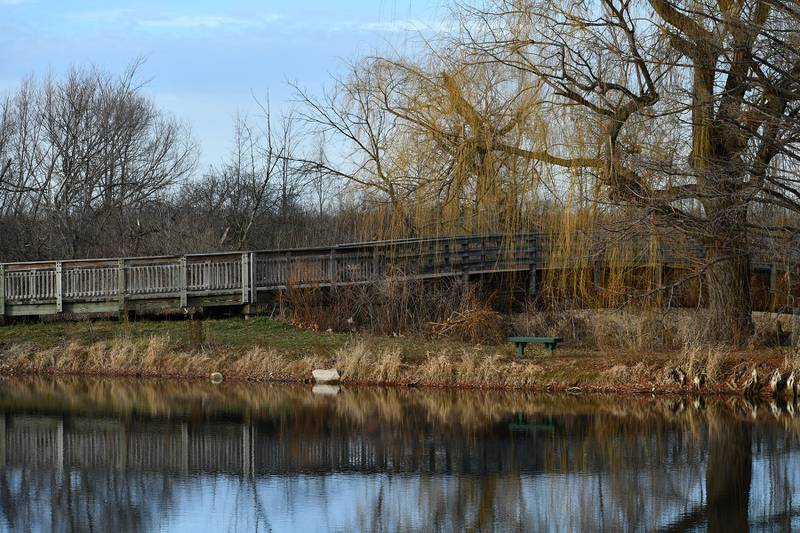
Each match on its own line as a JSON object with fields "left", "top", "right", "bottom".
{"left": 0, "top": 63, "right": 196, "bottom": 260}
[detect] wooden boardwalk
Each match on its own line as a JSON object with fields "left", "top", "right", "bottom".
{"left": 0, "top": 233, "right": 792, "bottom": 319}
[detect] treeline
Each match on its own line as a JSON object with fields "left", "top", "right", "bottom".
{"left": 0, "top": 64, "right": 362, "bottom": 263}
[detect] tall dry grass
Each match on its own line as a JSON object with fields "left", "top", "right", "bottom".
{"left": 673, "top": 344, "right": 729, "bottom": 383}
{"left": 0, "top": 335, "right": 548, "bottom": 389}
{"left": 510, "top": 308, "right": 704, "bottom": 350}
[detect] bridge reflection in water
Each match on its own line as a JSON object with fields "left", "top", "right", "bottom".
{"left": 0, "top": 379, "right": 798, "bottom": 532}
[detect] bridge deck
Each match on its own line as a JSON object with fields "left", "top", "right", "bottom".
{"left": 0, "top": 233, "right": 791, "bottom": 318}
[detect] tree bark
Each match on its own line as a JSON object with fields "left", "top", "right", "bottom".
{"left": 703, "top": 204, "right": 754, "bottom": 344}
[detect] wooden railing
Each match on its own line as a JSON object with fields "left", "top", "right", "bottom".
{"left": 0, "top": 232, "right": 791, "bottom": 318}
{"left": 0, "top": 234, "right": 546, "bottom": 317}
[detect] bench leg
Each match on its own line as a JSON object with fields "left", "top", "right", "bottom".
{"left": 516, "top": 343, "right": 526, "bottom": 358}
{"left": 546, "top": 343, "right": 556, "bottom": 353}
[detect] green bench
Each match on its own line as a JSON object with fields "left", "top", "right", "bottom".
{"left": 507, "top": 336, "right": 563, "bottom": 357}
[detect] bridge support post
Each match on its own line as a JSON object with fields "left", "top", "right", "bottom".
{"left": 55, "top": 262, "right": 63, "bottom": 314}
{"left": 117, "top": 259, "right": 126, "bottom": 313}
{"left": 528, "top": 265, "right": 537, "bottom": 296}
{"left": 179, "top": 256, "right": 188, "bottom": 308}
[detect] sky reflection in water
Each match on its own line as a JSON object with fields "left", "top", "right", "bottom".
{"left": 0, "top": 378, "right": 795, "bottom": 532}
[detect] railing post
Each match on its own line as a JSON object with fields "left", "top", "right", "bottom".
{"left": 117, "top": 259, "right": 126, "bottom": 312}
{"left": 179, "top": 256, "right": 188, "bottom": 308}
{"left": 0, "top": 265, "right": 5, "bottom": 319}
{"left": 249, "top": 252, "right": 256, "bottom": 304}
{"left": 55, "top": 262, "right": 63, "bottom": 313}
{"left": 241, "top": 252, "right": 250, "bottom": 304}
{"left": 329, "top": 249, "right": 336, "bottom": 287}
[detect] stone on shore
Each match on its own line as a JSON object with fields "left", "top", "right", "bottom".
{"left": 312, "top": 368, "right": 341, "bottom": 383}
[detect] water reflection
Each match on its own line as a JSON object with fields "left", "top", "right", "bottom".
{"left": 0, "top": 378, "right": 797, "bottom": 531}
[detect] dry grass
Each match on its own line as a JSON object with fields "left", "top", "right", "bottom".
{"left": 672, "top": 344, "right": 729, "bottom": 383}
{"left": 783, "top": 347, "right": 800, "bottom": 373}
{"left": 0, "top": 335, "right": 554, "bottom": 390}
{"left": 334, "top": 343, "right": 403, "bottom": 383}
{"left": 0, "top": 309, "right": 796, "bottom": 394}
{"left": 509, "top": 308, "right": 798, "bottom": 351}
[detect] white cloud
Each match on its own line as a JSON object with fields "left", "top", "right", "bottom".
{"left": 139, "top": 14, "right": 281, "bottom": 30}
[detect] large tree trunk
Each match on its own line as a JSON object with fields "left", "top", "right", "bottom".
{"left": 706, "top": 419, "right": 752, "bottom": 532}
{"left": 703, "top": 203, "right": 754, "bottom": 344}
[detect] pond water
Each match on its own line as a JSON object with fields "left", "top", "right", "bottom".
{"left": 0, "top": 378, "right": 796, "bottom": 532}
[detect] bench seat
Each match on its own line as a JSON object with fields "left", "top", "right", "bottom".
{"left": 507, "top": 336, "right": 563, "bottom": 357}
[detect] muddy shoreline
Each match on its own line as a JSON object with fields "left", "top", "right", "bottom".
{"left": 0, "top": 346, "right": 793, "bottom": 399}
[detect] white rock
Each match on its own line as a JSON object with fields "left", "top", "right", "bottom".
{"left": 312, "top": 368, "right": 341, "bottom": 383}
{"left": 312, "top": 384, "right": 341, "bottom": 396}
{"left": 210, "top": 372, "right": 224, "bottom": 384}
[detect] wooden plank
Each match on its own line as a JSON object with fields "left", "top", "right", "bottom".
{"left": 4, "top": 302, "right": 59, "bottom": 316}
{"left": 241, "top": 253, "right": 249, "bottom": 304}
{"left": 249, "top": 252, "right": 256, "bottom": 303}
{"left": 179, "top": 257, "right": 188, "bottom": 307}
{"left": 55, "top": 262, "right": 63, "bottom": 313}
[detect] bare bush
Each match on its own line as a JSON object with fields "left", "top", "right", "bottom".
{"left": 281, "top": 276, "right": 508, "bottom": 343}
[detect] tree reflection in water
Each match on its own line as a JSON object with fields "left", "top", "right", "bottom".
{"left": 0, "top": 378, "right": 795, "bottom": 531}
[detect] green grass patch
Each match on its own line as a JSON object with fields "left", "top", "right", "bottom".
{"left": 0, "top": 316, "right": 512, "bottom": 360}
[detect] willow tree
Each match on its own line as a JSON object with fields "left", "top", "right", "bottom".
{"left": 295, "top": 56, "right": 551, "bottom": 239}
{"left": 449, "top": 0, "right": 800, "bottom": 342}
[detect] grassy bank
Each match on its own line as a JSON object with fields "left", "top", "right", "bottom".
{"left": 0, "top": 315, "right": 796, "bottom": 395}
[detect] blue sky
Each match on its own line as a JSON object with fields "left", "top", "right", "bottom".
{"left": 0, "top": 0, "right": 447, "bottom": 168}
